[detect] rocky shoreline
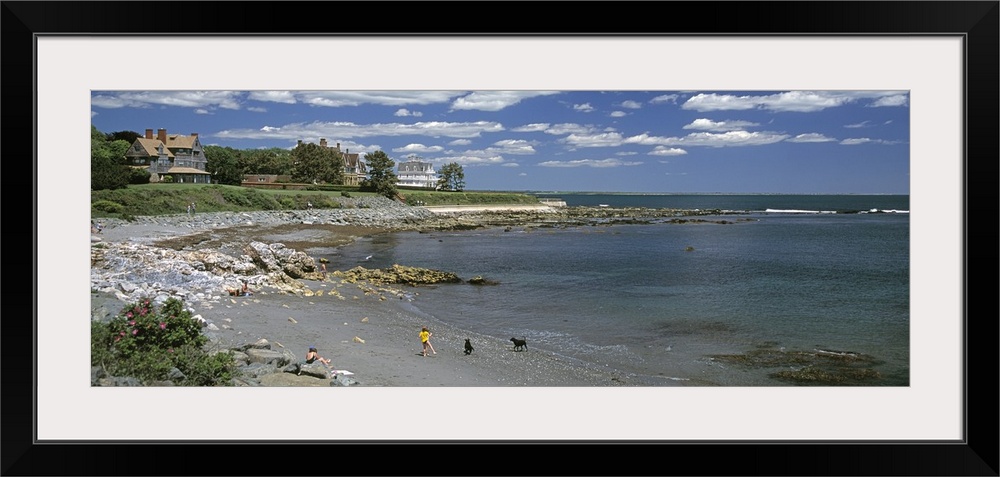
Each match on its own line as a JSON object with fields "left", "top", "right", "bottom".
{"left": 90, "top": 198, "right": 728, "bottom": 387}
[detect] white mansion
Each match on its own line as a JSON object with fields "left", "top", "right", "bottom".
{"left": 396, "top": 159, "right": 438, "bottom": 189}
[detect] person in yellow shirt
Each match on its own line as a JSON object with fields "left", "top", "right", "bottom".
{"left": 420, "top": 327, "right": 436, "bottom": 357}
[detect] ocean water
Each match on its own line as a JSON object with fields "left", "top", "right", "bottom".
{"left": 323, "top": 195, "right": 910, "bottom": 386}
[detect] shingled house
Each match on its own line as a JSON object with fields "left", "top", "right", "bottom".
{"left": 340, "top": 146, "right": 367, "bottom": 187}
{"left": 306, "top": 138, "right": 367, "bottom": 186}
{"left": 125, "top": 128, "right": 212, "bottom": 183}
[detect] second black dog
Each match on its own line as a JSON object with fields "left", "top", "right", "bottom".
{"left": 464, "top": 338, "right": 474, "bottom": 355}
{"left": 510, "top": 337, "right": 528, "bottom": 351}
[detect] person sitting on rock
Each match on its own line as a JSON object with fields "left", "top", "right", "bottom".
{"left": 305, "top": 346, "right": 331, "bottom": 366}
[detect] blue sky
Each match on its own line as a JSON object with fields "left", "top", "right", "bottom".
{"left": 91, "top": 90, "right": 909, "bottom": 194}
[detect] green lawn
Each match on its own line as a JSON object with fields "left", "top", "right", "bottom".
{"left": 91, "top": 183, "right": 540, "bottom": 218}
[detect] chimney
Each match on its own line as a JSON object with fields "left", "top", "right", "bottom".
{"left": 297, "top": 140, "right": 302, "bottom": 147}
{"left": 145, "top": 129, "right": 153, "bottom": 139}
{"left": 336, "top": 142, "right": 340, "bottom": 150}
{"left": 157, "top": 128, "right": 167, "bottom": 143}
{"left": 320, "top": 138, "right": 327, "bottom": 148}
{"left": 191, "top": 133, "right": 198, "bottom": 138}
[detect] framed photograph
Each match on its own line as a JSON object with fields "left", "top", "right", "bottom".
{"left": 5, "top": 1, "right": 996, "bottom": 475}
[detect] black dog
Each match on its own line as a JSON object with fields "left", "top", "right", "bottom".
{"left": 464, "top": 338, "right": 474, "bottom": 355}
{"left": 510, "top": 337, "right": 528, "bottom": 351}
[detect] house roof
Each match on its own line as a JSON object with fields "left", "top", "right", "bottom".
{"left": 131, "top": 138, "right": 175, "bottom": 158}
{"left": 343, "top": 153, "right": 366, "bottom": 171}
{"left": 167, "top": 167, "right": 212, "bottom": 175}
{"left": 165, "top": 134, "right": 197, "bottom": 149}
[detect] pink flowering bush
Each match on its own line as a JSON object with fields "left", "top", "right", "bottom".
{"left": 91, "top": 298, "right": 234, "bottom": 386}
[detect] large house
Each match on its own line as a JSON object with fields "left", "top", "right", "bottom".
{"left": 295, "top": 138, "right": 368, "bottom": 186}
{"left": 396, "top": 159, "right": 438, "bottom": 189}
{"left": 125, "top": 128, "right": 212, "bottom": 183}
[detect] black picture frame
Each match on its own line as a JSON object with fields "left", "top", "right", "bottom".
{"left": 3, "top": 1, "right": 997, "bottom": 475}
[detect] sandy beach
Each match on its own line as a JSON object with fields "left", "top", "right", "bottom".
{"left": 202, "top": 279, "right": 628, "bottom": 387}
{"left": 93, "top": 213, "right": 634, "bottom": 387}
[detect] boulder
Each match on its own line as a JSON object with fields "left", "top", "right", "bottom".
{"left": 245, "top": 348, "right": 290, "bottom": 366}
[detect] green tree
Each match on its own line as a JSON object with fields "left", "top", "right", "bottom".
{"left": 91, "top": 125, "right": 130, "bottom": 190}
{"left": 360, "top": 150, "right": 398, "bottom": 200}
{"left": 291, "top": 142, "right": 344, "bottom": 184}
{"left": 205, "top": 145, "right": 244, "bottom": 185}
{"left": 437, "top": 162, "right": 466, "bottom": 191}
{"left": 105, "top": 130, "right": 141, "bottom": 144}
{"left": 241, "top": 147, "right": 294, "bottom": 175}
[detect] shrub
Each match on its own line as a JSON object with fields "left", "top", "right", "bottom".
{"left": 221, "top": 188, "right": 252, "bottom": 207}
{"left": 92, "top": 200, "right": 124, "bottom": 214}
{"left": 161, "top": 175, "right": 174, "bottom": 183}
{"left": 91, "top": 297, "right": 234, "bottom": 386}
{"left": 127, "top": 168, "right": 151, "bottom": 185}
{"left": 340, "top": 191, "right": 351, "bottom": 198}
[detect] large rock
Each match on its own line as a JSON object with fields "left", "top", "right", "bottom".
{"left": 245, "top": 348, "right": 292, "bottom": 366}
{"left": 334, "top": 264, "right": 462, "bottom": 286}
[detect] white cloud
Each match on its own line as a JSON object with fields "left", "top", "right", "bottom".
{"left": 682, "top": 93, "right": 760, "bottom": 112}
{"left": 573, "top": 103, "right": 595, "bottom": 112}
{"left": 840, "top": 138, "right": 901, "bottom": 145}
{"left": 392, "top": 143, "right": 444, "bottom": 153}
{"left": 297, "top": 91, "right": 463, "bottom": 107}
{"left": 512, "top": 123, "right": 550, "bottom": 133}
{"left": 249, "top": 91, "right": 297, "bottom": 104}
{"left": 502, "top": 163, "right": 520, "bottom": 167}
{"left": 91, "top": 94, "right": 146, "bottom": 109}
{"left": 518, "top": 172, "right": 527, "bottom": 176}
{"left": 452, "top": 91, "right": 560, "bottom": 111}
{"left": 562, "top": 132, "right": 625, "bottom": 148}
{"left": 787, "top": 133, "right": 836, "bottom": 143}
{"left": 489, "top": 139, "right": 536, "bottom": 155}
{"left": 544, "top": 123, "right": 595, "bottom": 135}
{"left": 620, "top": 100, "right": 642, "bottom": 109}
{"left": 448, "top": 139, "right": 472, "bottom": 146}
{"left": 649, "top": 147, "right": 687, "bottom": 156}
{"left": 435, "top": 154, "right": 507, "bottom": 166}
{"left": 650, "top": 94, "right": 679, "bottom": 104}
{"left": 610, "top": 111, "right": 627, "bottom": 118}
{"left": 682, "top": 91, "right": 909, "bottom": 113}
{"left": 538, "top": 158, "right": 643, "bottom": 168}
{"left": 845, "top": 121, "right": 872, "bottom": 128}
{"left": 194, "top": 109, "right": 211, "bottom": 115}
{"left": 683, "top": 118, "right": 759, "bottom": 132}
{"left": 216, "top": 120, "right": 505, "bottom": 141}
{"left": 394, "top": 108, "right": 423, "bottom": 117}
{"left": 870, "top": 95, "right": 908, "bottom": 107}
{"left": 93, "top": 91, "right": 245, "bottom": 110}
{"left": 91, "top": 110, "right": 97, "bottom": 117}
{"left": 625, "top": 131, "right": 789, "bottom": 147}
{"left": 247, "top": 106, "right": 267, "bottom": 113}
